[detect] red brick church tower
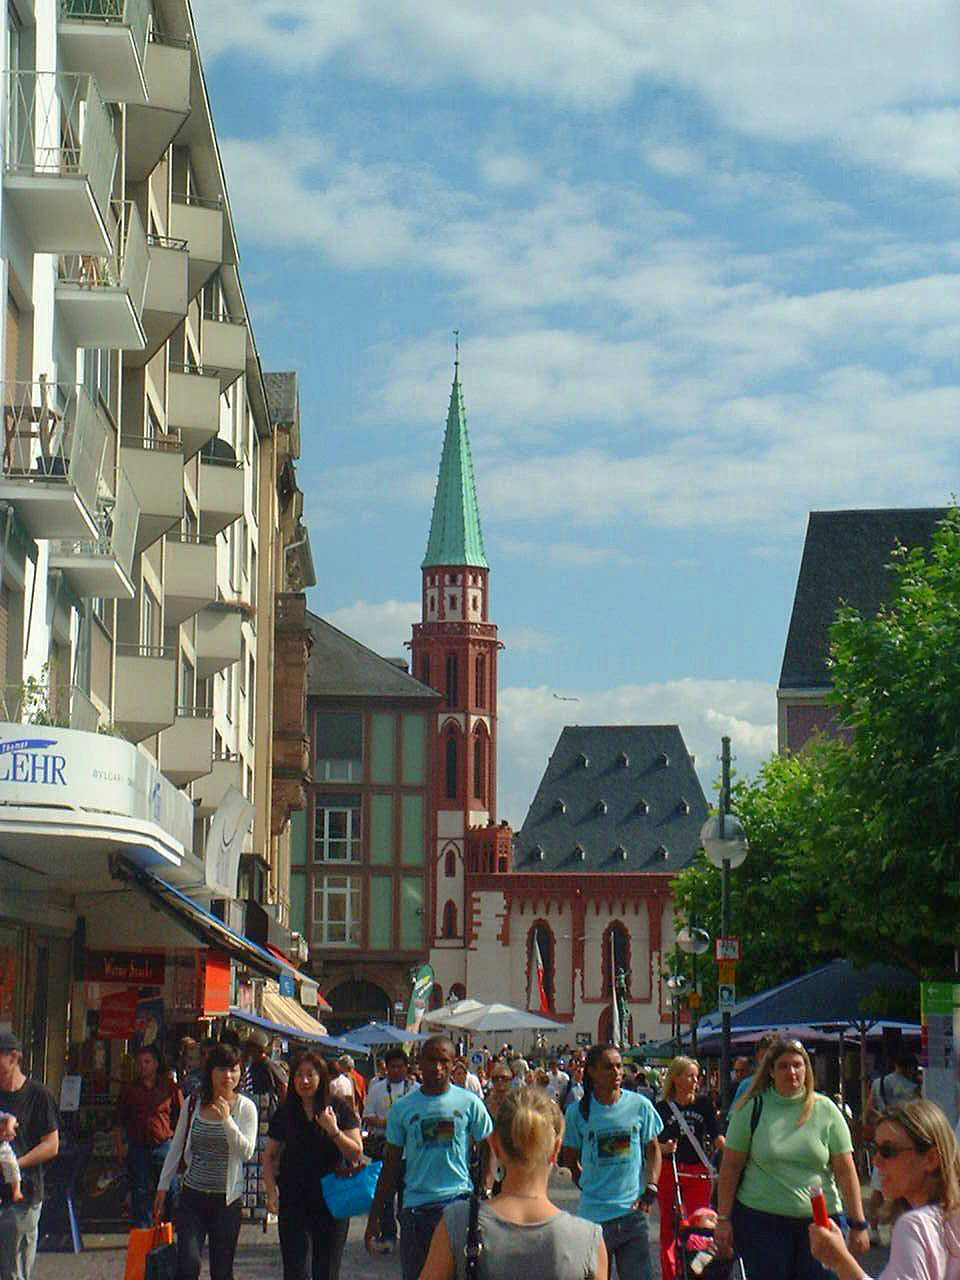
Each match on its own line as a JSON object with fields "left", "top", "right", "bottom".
{"left": 411, "top": 359, "right": 511, "bottom": 981}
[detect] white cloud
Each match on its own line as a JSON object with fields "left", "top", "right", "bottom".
{"left": 498, "top": 537, "right": 636, "bottom": 568}
{"left": 198, "top": 1, "right": 960, "bottom": 184}
{"left": 321, "top": 599, "right": 419, "bottom": 657}
{"left": 496, "top": 678, "right": 777, "bottom": 826}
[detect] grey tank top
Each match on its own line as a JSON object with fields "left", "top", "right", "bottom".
{"left": 444, "top": 1200, "right": 601, "bottom": 1280}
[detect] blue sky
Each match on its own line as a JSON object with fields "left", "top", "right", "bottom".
{"left": 196, "top": 1, "right": 960, "bottom": 824}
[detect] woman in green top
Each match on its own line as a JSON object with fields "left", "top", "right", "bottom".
{"left": 714, "top": 1037, "right": 870, "bottom": 1279}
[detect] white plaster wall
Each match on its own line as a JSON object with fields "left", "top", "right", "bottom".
{"left": 437, "top": 811, "right": 465, "bottom": 839}
{"left": 465, "top": 888, "right": 510, "bottom": 999}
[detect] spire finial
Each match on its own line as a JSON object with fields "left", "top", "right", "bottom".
{"left": 453, "top": 328, "right": 460, "bottom": 376}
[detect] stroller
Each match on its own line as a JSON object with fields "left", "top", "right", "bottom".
{"left": 669, "top": 1151, "right": 747, "bottom": 1280}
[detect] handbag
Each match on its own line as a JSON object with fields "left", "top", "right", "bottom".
{"left": 144, "top": 1231, "right": 176, "bottom": 1280}
{"left": 124, "top": 1223, "right": 174, "bottom": 1280}
{"left": 320, "top": 1160, "right": 382, "bottom": 1219}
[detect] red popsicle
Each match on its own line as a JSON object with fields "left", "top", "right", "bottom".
{"left": 809, "top": 1180, "right": 830, "bottom": 1227}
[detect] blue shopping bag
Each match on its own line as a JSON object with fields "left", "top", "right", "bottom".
{"left": 320, "top": 1160, "right": 383, "bottom": 1219}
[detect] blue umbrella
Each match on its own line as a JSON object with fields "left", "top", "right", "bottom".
{"left": 345, "top": 1021, "right": 430, "bottom": 1047}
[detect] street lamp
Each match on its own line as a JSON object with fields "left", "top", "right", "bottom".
{"left": 666, "top": 973, "right": 688, "bottom": 1052}
{"left": 700, "top": 735, "right": 749, "bottom": 1111}
{"left": 676, "top": 926, "right": 711, "bottom": 1055}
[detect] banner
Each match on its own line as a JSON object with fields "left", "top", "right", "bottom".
{"left": 204, "top": 786, "right": 255, "bottom": 898}
{"left": 406, "top": 962, "right": 434, "bottom": 1032}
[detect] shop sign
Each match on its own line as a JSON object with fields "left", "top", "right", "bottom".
{"left": 279, "top": 972, "right": 296, "bottom": 998}
{"left": 98, "top": 988, "right": 139, "bottom": 1038}
{"left": 205, "top": 786, "right": 255, "bottom": 898}
{"left": 0, "top": 722, "right": 193, "bottom": 852}
{"left": 86, "top": 951, "right": 165, "bottom": 985}
{"left": 202, "top": 950, "right": 231, "bottom": 1016}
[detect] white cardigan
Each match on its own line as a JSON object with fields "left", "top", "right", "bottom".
{"left": 158, "top": 1094, "right": 258, "bottom": 1205}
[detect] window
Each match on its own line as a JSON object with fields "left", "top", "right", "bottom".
{"left": 445, "top": 654, "right": 458, "bottom": 707}
{"left": 141, "top": 585, "right": 160, "bottom": 648}
{"left": 179, "top": 655, "right": 195, "bottom": 712}
{"left": 475, "top": 655, "right": 485, "bottom": 708}
{"left": 473, "top": 724, "right": 486, "bottom": 802}
{"left": 448, "top": 594, "right": 456, "bottom": 612}
{"left": 225, "top": 662, "right": 234, "bottom": 722}
{"left": 444, "top": 848, "right": 456, "bottom": 878}
{"left": 445, "top": 731, "right": 458, "bottom": 800}
{"left": 420, "top": 655, "right": 430, "bottom": 686}
{"left": 314, "top": 794, "right": 361, "bottom": 862}
{"left": 441, "top": 900, "right": 458, "bottom": 939}
{"left": 529, "top": 922, "right": 555, "bottom": 1010}
{"left": 603, "top": 922, "right": 631, "bottom": 997}
{"left": 249, "top": 546, "right": 257, "bottom": 607}
{"left": 315, "top": 712, "right": 362, "bottom": 781}
{"left": 312, "top": 874, "right": 361, "bottom": 946}
{"left": 247, "top": 654, "right": 255, "bottom": 742}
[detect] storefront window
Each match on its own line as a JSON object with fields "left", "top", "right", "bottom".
{"left": 312, "top": 875, "right": 361, "bottom": 946}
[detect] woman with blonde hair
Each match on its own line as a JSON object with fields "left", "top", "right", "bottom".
{"left": 810, "top": 1098, "right": 960, "bottom": 1279}
{"left": 420, "top": 1086, "right": 607, "bottom": 1280}
{"left": 715, "top": 1036, "right": 869, "bottom": 1278}
{"left": 655, "top": 1056, "right": 723, "bottom": 1280}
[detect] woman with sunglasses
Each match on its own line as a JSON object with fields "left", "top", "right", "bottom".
{"left": 810, "top": 1099, "right": 960, "bottom": 1279}
{"left": 715, "top": 1037, "right": 869, "bottom": 1278}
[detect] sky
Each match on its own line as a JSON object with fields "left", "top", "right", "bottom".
{"left": 195, "top": 1, "right": 960, "bottom": 825}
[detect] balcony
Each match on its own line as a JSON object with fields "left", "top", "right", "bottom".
{"left": 192, "top": 754, "right": 244, "bottom": 818}
{"left": 48, "top": 466, "right": 139, "bottom": 598}
{"left": 169, "top": 194, "right": 223, "bottom": 299}
{"left": 126, "top": 234, "right": 188, "bottom": 365}
{"left": 201, "top": 314, "right": 246, "bottom": 391}
{"left": 159, "top": 705, "right": 213, "bottom": 786}
{"left": 114, "top": 642, "right": 176, "bottom": 741}
{"left": 164, "top": 532, "right": 216, "bottom": 626}
{"left": 0, "top": 380, "right": 105, "bottom": 539}
{"left": 119, "top": 431, "right": 183, "bottom": 550}
{"left": 56, "top": 200, "right": 148, "bottom": 350}
{"left": 198, "top": 442, "right": 243, "bottom": 536}
{"left": 3, "top": 72, "right": 116, "bottom": 255}
{"left": 167, "top": 365, "right": 220, "bottom": 460}
{"left": 126, "top": 34, "right": 191, "bottom": 181}
{"left": 195, "top": 604, "right": 242, "bottom": 678}
{"left": 58, "top": 0, "right": 150, "bottom": 105}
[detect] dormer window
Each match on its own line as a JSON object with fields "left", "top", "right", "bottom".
{"left": 595, "top": 800, "right": 607, "bottom": 816}
{"left": 614, "top": 844, "right": 628, "bottom": 861}
{"left": 553, "top": 798, "right": 566, "bottom": 815}
{"left": 655, "top": 844, "right": 669, "bottom": 859}
{"left": 531, "top": 844, "right": 544, "bottom": 861}
{"left": 635, "top": 799, "right": 649, "bottom": 816}
{"left": 576, "top": 752, "right": 589, "bottom": 768}
{"left": 677, "top": 798, "right": 690, "bottom": 815}
{"left": 617, "top": 751, "right": 629, "bottom": 768}
{"left": 657, "top": 751, "right": 670, "bottom": 767}
{"left": 573, "top": 843, "right": 586, "bottom": 861}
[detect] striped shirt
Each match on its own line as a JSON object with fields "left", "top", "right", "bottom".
{"left": 184, "top": 1114, "right": 230, "bottom": 1194}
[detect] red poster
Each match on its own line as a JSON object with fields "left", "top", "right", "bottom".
{"left": 202, "top": 951, "right": 231, "bottom": 1016}
{"left": 98, "top": 988, "right": 139, "bottom": 1039}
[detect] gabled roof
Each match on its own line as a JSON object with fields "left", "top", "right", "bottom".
{"left": 779, "top": 508, "right": 947, "bottom": 691}
{"left": 306, "top": 613, "right": 439, "bottom": 702}
{"left": 422, "top": 370, "right": 488, "bottom": 569}
{"left": 514, "top": 726, "right": 708, "bottom": 873}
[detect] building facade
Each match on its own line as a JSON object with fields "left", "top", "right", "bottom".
{"left": 295, "top": 614, "right": 439, "bottom": 1028}
{"left": 0, "top": 0, "right": 314, "bottom": 1104}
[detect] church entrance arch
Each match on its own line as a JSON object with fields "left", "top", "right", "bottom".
{"left": 326, "top": 979, "right": 391, "bottom": 1029}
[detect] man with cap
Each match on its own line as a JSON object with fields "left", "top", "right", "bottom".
{"left": 0, "top": 1030, "right": 59, "bottom": 1280}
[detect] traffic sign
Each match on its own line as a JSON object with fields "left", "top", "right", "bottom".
{"left": 715, "top": 937, "right": 741, "bottom": 961}
{"left": 470, "top": 1051, "right": 484, "bottom": 1068}
{"left": 717, "top": 959, "right": 737, "bottom": 984}
{"left": 688, "top": 992, "right": 701, "bottom": 1010}
{"left": 718, "top": 984, "right": 737, "bottom": 1011}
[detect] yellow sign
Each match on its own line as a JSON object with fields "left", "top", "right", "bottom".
{"left": 688, "top": 992, "right": 701, "bottom": 1009}
{"left": 717, "top": 959, "right": 737, "bottom": 984}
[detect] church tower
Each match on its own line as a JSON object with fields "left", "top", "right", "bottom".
{"left": 411, "top": 359, "right": 506, "bottom": 974}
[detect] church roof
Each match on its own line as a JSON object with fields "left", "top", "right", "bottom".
{"left": 422, "top": 370, "right": 488, "bottom": 569}
{"left": 779, "top": 508, "right": 947, "bottom": 691}
{"left": 514, "top": 726, "right": 708, "bottom": 873}
{"left": 306, "top": 612, "right": 439, "bottom": 703}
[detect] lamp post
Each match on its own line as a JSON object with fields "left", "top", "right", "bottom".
{"left": 700, "top": 735, "right": 748, "bottom": 1111}
{"left": 676, "top": 925, "right": 711, "bottom": 1055}
{"left": 666, "top": 973, "right": 688, "bottom": 1053}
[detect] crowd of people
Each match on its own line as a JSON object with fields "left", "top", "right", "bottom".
{"left": 2, "top": 1023, "right": 959, "bottom": 1280}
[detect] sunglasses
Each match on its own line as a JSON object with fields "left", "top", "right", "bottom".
{"left": 870, "top": 1141, "right": 928, "bottom": 1160}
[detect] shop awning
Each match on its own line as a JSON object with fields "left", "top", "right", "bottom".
{"left": 262, "top": 986, "right": 328, "bottom": 1038}
{"left": 227, "top": 1007, "right": 368, "bottom": 1055}
{"left": 114, "top": 858, "right": 295, "bottom": 984}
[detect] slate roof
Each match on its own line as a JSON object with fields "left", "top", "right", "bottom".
{"left": 422, "top": 370, "right": 488, "bottom": 569}
{"left": 264, "top": 371, "right": 298, "bottom": 429}
{"left": 306, "top": 613, "right": 439, "bottom": 703}
{"left": 514, "top": 726, "right": 708, "bottom": 873}
{"left": 779, "top": 508, "right": 947, "bottom": 690}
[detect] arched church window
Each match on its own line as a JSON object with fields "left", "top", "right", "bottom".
{"left": 527, "top": 920, "right": 555, "bottom": 1010}
{"left": 603, "top": 921, "right": 631, "bottom": 997}
{"left": 475, "top": 654, "right": 485, "bottom": 708}
{"left": 472, "top": 724, "right": 487, "bottom": 802}
{"left": 441, "top": 900, "right": 458, "bottom": 938}
{"left": 445, "top": 731, "right": 458, "bottom": 799}
{"left": 444, "top": 848, "right": 456, "bottom": 878}
{"left": 445, "top": 654, "right": 458, "bottom": 707}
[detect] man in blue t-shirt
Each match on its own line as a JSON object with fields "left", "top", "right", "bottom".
{"left": 562, "top": 1044, "right": 662, "bottom": 1280}
{"left": 365, "top": 1036, "right": 492, "bottom": 1280}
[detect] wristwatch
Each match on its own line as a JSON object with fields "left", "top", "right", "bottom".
{"left": 847, "top": 1218, "right": 868, "bottom": 1232}
{"left": 639, "top": 1184, "right": 658, "bottom": 1206}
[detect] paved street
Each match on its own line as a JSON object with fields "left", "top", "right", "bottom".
{"left": 36, "top": 1173, "right": 891, "bottom": 1280}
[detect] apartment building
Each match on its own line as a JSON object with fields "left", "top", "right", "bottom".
{"left": 0, "top": 0, "right": 314, "bottom": 1096}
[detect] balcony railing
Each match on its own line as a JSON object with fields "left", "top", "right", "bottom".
{"left": 51, "top": 466, "right": 139, "bottom": 580}
{"left": 116, "top": 641, "right": 175, "bottom": 660}
{"left": 60, "top": 0, "right": 150, "bottom": 62}
{"left": 58, "top": 198, "right": 149, "bottom": 313}
{"left": 5, "top": 71, "right": 115, "bottom": 218}
{"left": 172, "top": 191, "right": 223, "bottom": 211}
{"left": 176, "top": 704, "right": 213, "bottom": 719}
{"left": 1, "top": 379, "right": 106, "bottom": 514}
{"left": 120, "top": 429, "right": 182, "bottom": 452}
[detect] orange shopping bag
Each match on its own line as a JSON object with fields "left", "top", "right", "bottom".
{"left": 124, "top": 1224, "right": 174, "bottom": 1280}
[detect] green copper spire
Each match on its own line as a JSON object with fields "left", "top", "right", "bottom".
{"left": 421, "top": 365, "right": 488, "bottom": 569}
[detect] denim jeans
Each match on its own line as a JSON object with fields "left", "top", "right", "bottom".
{"left": 398, "top": 1196, "right": 470, "bottom": 1280}
{"left": 0, "top": 1201, "right": 41, "bottom": 1280}
{"left": 732, "top": 1202, "right": 848, "bottom": 1280}
{"left": 601, "top": 1209, "right": 653, "bottom": 1280}
{"left": 174, "top": 1186, "right": 242, "bottom": 1280}
{"left": 127, "top": 1140, "right": 174, "bottom": 1229}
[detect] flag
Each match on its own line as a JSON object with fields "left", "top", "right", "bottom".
{"left": 530, "top": 936, "right": 550, "bottom": 1013}
{"left": 610, "top": 932, "right": 622, "bottom": 1048}
{"left": 204, "top": 785, "right": 255, "bottom": 898}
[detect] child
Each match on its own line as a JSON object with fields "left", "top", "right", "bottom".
{"left": 0, "top": 1112, "right": 21, "bottom": 1202}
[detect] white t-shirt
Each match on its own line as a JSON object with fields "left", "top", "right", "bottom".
{"left": 546, "top": 1070, "right": 570, "bottom": 1100}
{"left": 463, "top": 1072, "right": 483, "bottom": 1097}
{"left": 363, "top": 1076, "right": 418, "bottom": 1121}
{"left": 880, "top": 1204, "right": 960, "bottom": 1280}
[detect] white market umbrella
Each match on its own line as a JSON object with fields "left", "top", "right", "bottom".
{"left": 444, "top": 1002, "right": 565, "bottom": 1034}
{"left": 422, "top": 999, "right": 486, "bottom": 1027}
